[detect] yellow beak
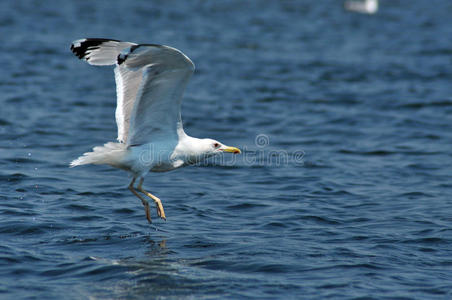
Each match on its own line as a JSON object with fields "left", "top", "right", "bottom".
{"left": 222, "top": 146, "right": 241, "bottom": 154}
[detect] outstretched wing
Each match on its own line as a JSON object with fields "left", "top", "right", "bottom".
{"left": 71, "top": 38, "right": 139, "bottom": 143}
{"left": 70, "top": 39, "right": 194, "bottom": 145}
{"left": 117, "top": 44, "right": 194, "bottom": 146}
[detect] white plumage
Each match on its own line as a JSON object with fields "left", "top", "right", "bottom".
{"left": 70, "top": 38, "right": 240, "bottom": 223}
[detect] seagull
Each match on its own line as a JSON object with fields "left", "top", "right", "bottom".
{"left": 69, "top": 38, "right": 241, "bottom": 223}
{"left": 344, "top": 0, "right": 378, "bottom": 14}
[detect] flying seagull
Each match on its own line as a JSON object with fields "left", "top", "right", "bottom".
{"left": 344, "top": 0, "right": 378, "bottom": 14}
{"left": 69, "top": 38, "right": 241, "bottom": 223}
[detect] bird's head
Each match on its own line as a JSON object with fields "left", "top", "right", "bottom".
{"left": 200, "top": 138, "right": 241, "bottom": 156}
{"left": 181, "top": 137, "right": 241, "bottom": 165}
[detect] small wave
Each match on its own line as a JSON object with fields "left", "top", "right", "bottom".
{"left": 226, "top": 202, "right": 267, "bottom": 210}
{"left": 339, "top": 149, "right": 442, "bottom": 156}
{"left": 65, "top": 203, "right": 96, "bottom": 212}
{"left": 262, "top": 221, "right": 287, "bottom": 228}
{"left": 69, "top": 215, "right": 107, "bottom": 222}
{"left": 112, "top": 207, "right": 136, "bottom": 214}
{"left": 4, "top": 157, "right": 42, "bottom": 164}
{"left": 308, "top": 263, "right": 385, "bottom": 272}
{"left": 0, "top": 173, "right": 29, "bottom": 183}
{"left": 397, "top": 100, "right": 452, "bottom": 109}
{"left": 0, "top": 119, "right": 11, "bottom": 126}
{"left": 0, "top": 222, "right": 51, "bottom": 236}
{"left": 401, "top": 237, "right": 447, "bottom": 245}
{"left": 299, "top": 215, "right": 342, "bottom": 225}
{"left": 396, "top": 191, "right": 434, "bottom": 198}
{"left": 339, "top": 149, "right": 395, "bottom": 156}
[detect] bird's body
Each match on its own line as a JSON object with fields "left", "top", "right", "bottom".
{"left": 344, "top": 0, "right": 378, "bottom": 14}
{"left": 69, "top": 38, "right": 240, "bottom": 223}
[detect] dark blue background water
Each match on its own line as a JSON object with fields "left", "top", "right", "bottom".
{"left": 1, "top": 0, "right": 452, "bottom": 299}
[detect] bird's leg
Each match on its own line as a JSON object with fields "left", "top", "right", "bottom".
{"left": 128, "top": 177, "right": 152, "bottom": 223}
{"left": 137, "top": 178, "right": 166, "bottom": 220}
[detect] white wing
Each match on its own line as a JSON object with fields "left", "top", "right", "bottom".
{"left": 71, "top": 39, "right": 194, "bottom": 145}
{"left": 71, "top": 38, "right": 138, "bottom": 143}
{"left": 114, "top": 61, "right": 143, "bottom": 143}
{"left": 118, "top": 44, "right": 194, "bottom": 146}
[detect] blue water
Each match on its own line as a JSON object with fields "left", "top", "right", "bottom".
{"left": 1, "top": 0, "right": 452, "bottom": 299}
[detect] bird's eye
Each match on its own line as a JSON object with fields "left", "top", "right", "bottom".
{"left": 213, "top": 143, "right": 220, "bottom": 148}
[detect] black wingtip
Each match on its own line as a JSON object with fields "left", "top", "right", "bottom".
{"left": 70, "top": 38, "right": 120, "bottom": 60}
{"left": 117, "top": 44, "right": 141, "bottom": 65}
{"left": 117, "top": 54, "right": 127, "bottom": 65}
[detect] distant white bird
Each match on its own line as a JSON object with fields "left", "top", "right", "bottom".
{"left": 69, "top": 38, "right": 241, "bottom": 223}
{"left": 344, "top": 0, "right": 378, "bottom": 14}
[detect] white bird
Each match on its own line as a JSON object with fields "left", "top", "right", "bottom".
{"left": 344, "top": 0, "right": 378, "bottom": 14}
{"left": 69, "top": 38, "right": 241, "bottom": 223}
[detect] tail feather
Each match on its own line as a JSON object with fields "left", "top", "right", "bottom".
{"left": 70, "top": 142, "right": 127, "bottom": 168}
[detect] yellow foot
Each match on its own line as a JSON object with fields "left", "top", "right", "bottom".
{"left": 155, "top": 198, "right": 166, "bottom": 220}
{"left": 137, "top": 179, "right": 167, "bottom": 221}
{"left": 138, "top": 187, "right": 166, "bottom": 220}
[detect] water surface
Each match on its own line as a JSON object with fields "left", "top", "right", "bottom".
{"left": 1, "top": 0, "right": 452, "bottom": 299}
